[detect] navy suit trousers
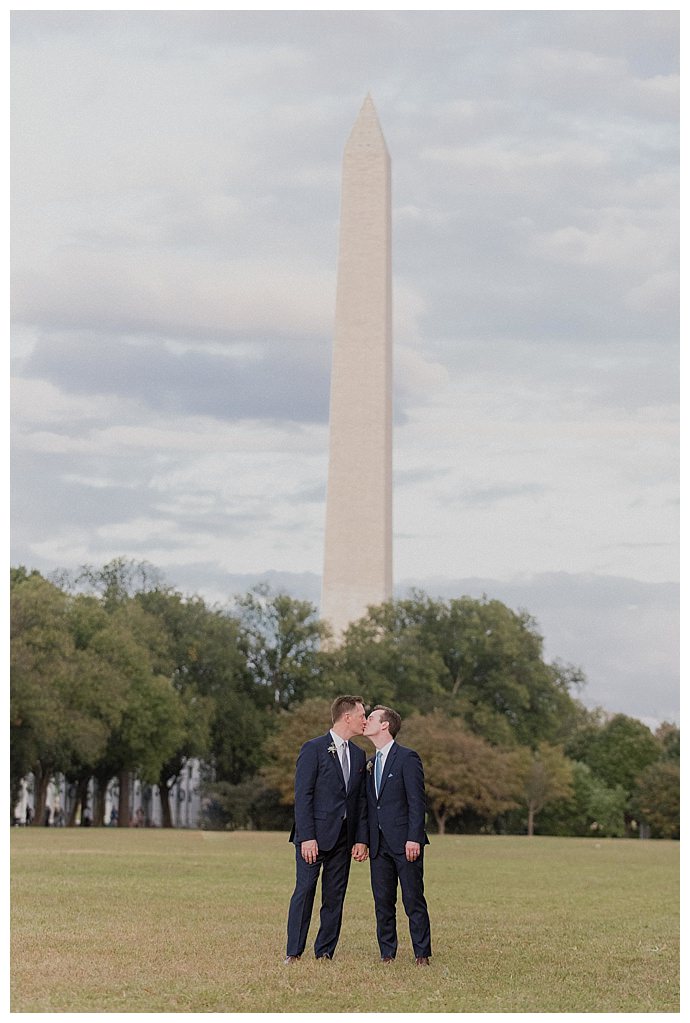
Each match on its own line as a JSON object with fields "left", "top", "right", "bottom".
{"left": 369, "top": 829, "right": 432, "bottom": 959}
{"left": 286, "top": 820, "right": 351, "bottom": 958}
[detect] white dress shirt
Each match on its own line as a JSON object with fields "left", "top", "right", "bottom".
{"left": 330, "top": 729, "right": 350, "bottom": 774}
{"left": 375, "top": 739, "right": 395, "bottom": 788}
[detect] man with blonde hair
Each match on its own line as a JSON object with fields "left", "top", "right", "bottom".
{"left": 284, "top": 695, "right": 368, "bottom": 963}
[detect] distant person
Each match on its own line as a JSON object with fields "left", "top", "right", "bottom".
{"left": 109, "top": 807, "right": 118, "bottom": 826}
{"left": 43, "top": 805, "right": 51, "bottom": 827}
{"left": 363, "top": 705, "right": 432, "bottom": 966}
{"left": 25, "top": 806, "right": 33, "bottom": 826}
{"left": 284, "top": 695, "right": 369, "bottom": 963}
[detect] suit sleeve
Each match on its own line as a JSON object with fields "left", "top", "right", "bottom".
{"left": 355, "top": 751, "right": 368, "bottom": 845}
{"left": 401, "top": 750, "right": 427, "bottom": 845}
{"left": 294, "top": 741, "right": 319, "bottom": 843}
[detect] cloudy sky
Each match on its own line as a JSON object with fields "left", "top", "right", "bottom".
{"left": 11, "top": 10, "right": 679, "bottom": 727}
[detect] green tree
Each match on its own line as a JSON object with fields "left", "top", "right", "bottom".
{"left": 68, "top": 556, "right": 165, "bottom": 611}
{"left": 210, "top": 690, "right": 272, "bottom": 787}
{"left": 516, "top": 742, "right": 575, "bottom": 837}
{"left": 186, "top": 598, "right": 274, "bottom": 788}
{"left": 65, "top": 560, "right": 210, "bottom": 825}
{"left": 633, "top": 761, "right": 680, "bottom": 839}
{"left": 568, "top": 713, "right": 661, "bottom": 802}
{"left": 402, "top": 710, "right": 523, "bottom": 834}
{"left": 655, "top": 722, "right": 680, "bottom": 762}
{"left": 136, "top": 589, "right": 235, "bottom": 825}
{"left": 260, "top": 698, "right": 336, "bottom": 806}
{"left": 536, "top": 761, "right": 628, "bottom": 838}
{"left": 11, "top": 569, "right": 69, "bottom": 809}
{"left": 10, "top": 571, "right": 116, "bottom": 824}
{"left": 433, "top": 596, "right": 582, "bottom": 746}
{"left": 338, "top": 593, "right": 584, "bottom": 746}
{"left": 337, "top": 600, "right": 448, "bottom": 716}
{"left": 61, "top": 594, "right": 137, "bottom": 825}
{"left": 199, "top": 776, "right": 294, "bottom": 832}
{"left": 83, "top": 596, "right": 186, "bottom": 825}
{"left": 233, "top": 585, "right": 330, "bottom": 710}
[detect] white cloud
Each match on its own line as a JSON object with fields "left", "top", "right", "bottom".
{"left": 13, "top": 248, "right": 336, "bottom": 340}
{"left": 529, "top": 208, "right": 675, "bottom": 274}
{"left": 11, "top": 377, "right": 125, "bottom": 426}
{"left": 421, "top": 139, "right": 610, "bottom": 176}
{"left": 625, "top": 270, "right": 679, "bottom": 314}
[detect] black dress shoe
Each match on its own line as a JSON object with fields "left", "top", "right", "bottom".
{"left": 381, "top": 956, "right": 395, "bottom": 964}
{"left": 283, "top": 954, "right": 301, "bottom": 964}
{"left": 415, "top": 956, "right": 430, "bottom": 966}
{"left": 316, "top": 953, "right": 332, "bottom": 960}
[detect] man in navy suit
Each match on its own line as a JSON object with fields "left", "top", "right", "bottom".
{"left": 284, "top": 695, "right": 369, "bottom": 963}
{"left": 363, "top": 705, "right": 432, "bottom": 965}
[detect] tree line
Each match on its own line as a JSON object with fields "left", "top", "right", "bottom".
{"left": 10, "top": 559, "right": 679, "bottom": 839}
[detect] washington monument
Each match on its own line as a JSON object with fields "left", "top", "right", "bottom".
{"left": 321, "top": 95, "right": 392, "bottom": 639}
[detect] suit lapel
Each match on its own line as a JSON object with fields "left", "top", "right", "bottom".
{"left": 325, "top": 733, "right": 347, "bottom": 792}
{"left": 377, "top": 743, "right": 398, "bottom": 798}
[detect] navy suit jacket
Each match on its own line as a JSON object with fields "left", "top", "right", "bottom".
{"left": 366, "top": 742, "right": 430, "bottom": 857}
{"left": 289, "top": 733, "right": 368, "bottom": 852}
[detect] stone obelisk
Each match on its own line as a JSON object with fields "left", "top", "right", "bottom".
{"left": 321, "top": 95, "right": 392, "bottom": 640}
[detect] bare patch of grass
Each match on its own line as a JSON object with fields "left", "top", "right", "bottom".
{"left": 10, "top": 829, "right": 678, "bottom": 1012}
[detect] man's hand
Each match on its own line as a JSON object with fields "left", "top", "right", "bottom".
{"left": 351, "top": 843, "right": 369, "bottom": 862}
{"left": 301, "top": 839, "right": 319, "bottom": 864}
{"left": 405, "top": 841, "right": 421, "bottom": 862}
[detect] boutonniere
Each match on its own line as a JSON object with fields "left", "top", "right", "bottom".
{"left": 327, "top": 742, "right": 338, "bottom": 758}
{"left": 366, "top": 760, "right": 374, "bottom": 774}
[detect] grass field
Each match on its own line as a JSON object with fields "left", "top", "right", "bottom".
{"left": 10, "top": 828, "right": 679, "bottom": 1013}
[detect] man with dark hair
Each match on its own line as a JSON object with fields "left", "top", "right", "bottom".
{"left": 363, "top": 705, "right": 432, "bottom": 966}
{"left": 284, "top": 695, "right": 369, "bottom": 963}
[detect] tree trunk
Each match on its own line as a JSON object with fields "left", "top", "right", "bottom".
{"left": 527, "top": 805, "right": 535, "bottom": 837}
{"left": 118, "top": 769, "right": 130, "bottom": 826}
{"left": 93, "top": 779, "right": 107, "bottom": 827}
{"left": 67, "top": 799, "right": 78, "bottom": 827}
{"left": 31, "top": 763, "right": 51, "bottom": 826}
{"left": 435, "top": 811, "right": 446, "bottom": 836}
{"left": 68, "top": 776, "right": 90, "bottom": 826}
{"left": 159, "top": 774, "right": 175, "bottom": 828}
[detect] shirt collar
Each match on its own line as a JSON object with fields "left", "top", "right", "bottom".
{"left": 330, "top": 729, "right": 349, "bottom": 750}
{"left": 378, "top": 738, "right": 395, "bottom": 758}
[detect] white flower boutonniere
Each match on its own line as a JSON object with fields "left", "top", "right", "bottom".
{"left": 366, "top": 760, "right": 374, "bottom": 774}
{"left": 327, "top": 742, "right": 338, "bottom": 758}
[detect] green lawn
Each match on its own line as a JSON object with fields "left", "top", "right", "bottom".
{"left": 10, "top": 828, "right": 679, "bottom": 1012}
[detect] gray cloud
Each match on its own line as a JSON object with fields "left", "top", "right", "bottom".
{"left": 11, "top": 450, "right": 151, "bottom": 533}
{"left": 455, "top": 483, "right": 548, "bottom": 508}
{"left": 25, "top": 331, "right": 331, "bottom": 423}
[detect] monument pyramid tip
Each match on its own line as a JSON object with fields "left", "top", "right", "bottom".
{"left": 349, "top": 93, "right": 387, "bottom": 147}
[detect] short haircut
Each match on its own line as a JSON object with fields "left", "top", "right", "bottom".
{"left": 331, "top": 695, "right": 364, "bottom": 724}
{"left": 373, "top": 704, "right": 402, "bottom": 738}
